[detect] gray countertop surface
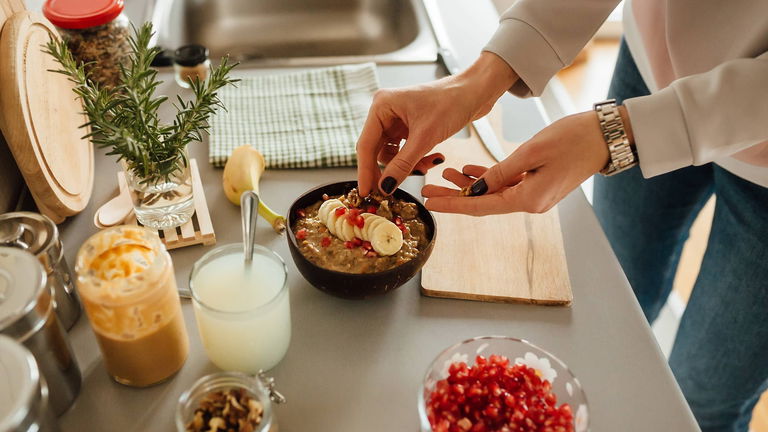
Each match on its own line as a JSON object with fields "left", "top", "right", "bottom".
{"left": 51, "top": 0, "right": 700, "bottom": 431}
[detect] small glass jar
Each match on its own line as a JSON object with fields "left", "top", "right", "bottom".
{"left": 176, "top": 372, "right": 277, "bottom": 432}
{"left": 43, "top": 0, "right": 132, "bottom": 89}
{"left": 75, "top": 225, "right": 189, "bottom": 387}
{"left": 173, "top": 44, "right": 210, "bottom": 89}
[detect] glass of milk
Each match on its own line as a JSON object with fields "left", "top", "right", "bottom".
{"left": 189, "top": 244, "right": 290, "bottom": 373}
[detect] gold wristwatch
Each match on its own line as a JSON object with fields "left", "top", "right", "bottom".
{"left": 594, "top": 99, "right": 637, "bottom": 176}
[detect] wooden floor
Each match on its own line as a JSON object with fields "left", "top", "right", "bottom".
{"left": 555, "top": 39, "right": 768, "bottom": 432}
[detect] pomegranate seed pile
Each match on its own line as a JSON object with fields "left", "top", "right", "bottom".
{"left": 427, "top": 355, "right": 574, "bottom": 432}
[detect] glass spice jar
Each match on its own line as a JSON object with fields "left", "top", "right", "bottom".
{"left": 43, "top": 0, "right": 132, "bottom": 89}
{"left": 173, "top": 44, "right": 210, "bottom": 89}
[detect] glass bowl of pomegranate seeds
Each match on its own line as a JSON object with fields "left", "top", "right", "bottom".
{"left": 418, "top": 336, "right": 589, "bottom": 432}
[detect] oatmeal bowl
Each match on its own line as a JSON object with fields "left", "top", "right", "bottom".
{"left": 287, "top": 181, "right": 436, "bottom": 299}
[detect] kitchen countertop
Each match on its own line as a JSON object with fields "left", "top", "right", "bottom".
{"left": 48, "top": 0, "right": 701, "bottom": 431}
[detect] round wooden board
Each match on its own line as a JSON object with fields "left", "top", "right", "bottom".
{"left": 0, "top": 11, "right": 93, "bottom": 221}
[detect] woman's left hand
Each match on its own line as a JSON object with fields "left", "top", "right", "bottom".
{"left": 422, "top": 109, "right": 630, "bottom": 215}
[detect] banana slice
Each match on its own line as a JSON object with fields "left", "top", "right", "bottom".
{"left": 363, "top": 215, "right": 387, "bottom": 240}
{"left": 354, "top": 213, "right": 376, "bottom": 239}
{"left": 370, "top": 220, "right": 404, "bottom": 256}
{"left": 334, "top": 214, "right": 348, "bottom": 240}
{"left": 341, "top": 217, "right": 356, "bottom": 241}
{"left": 326, "top": 205, "right": 345, "bottom": 236}
{"left": 326, "top": 211, "right": 338, "bottom": 236}
{"left": 319, "top": 199, "right": 344, "bottom": 224}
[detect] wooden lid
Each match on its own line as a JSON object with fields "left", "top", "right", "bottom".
{"left": 0, "top": 12, "right": 94, "bottom": 222}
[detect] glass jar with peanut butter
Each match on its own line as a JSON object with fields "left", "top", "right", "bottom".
{"left": 75, "top": 225, "right": 189, "bottom": 387}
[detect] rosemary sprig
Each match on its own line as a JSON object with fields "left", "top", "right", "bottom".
{"left": 44, "top": 22, "right": 239, "bottom": 185}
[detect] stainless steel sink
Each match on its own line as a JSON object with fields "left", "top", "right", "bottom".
{"left": 147, "top": 0, "right": 437, "bottom": 67}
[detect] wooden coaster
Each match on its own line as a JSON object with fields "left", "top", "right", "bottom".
{"left": 120, "top": 159, "right": 215, "bottom": 250}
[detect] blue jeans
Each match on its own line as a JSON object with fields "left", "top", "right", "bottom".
{"left": 593, "top": 40, "right": 768, "bottom": 432}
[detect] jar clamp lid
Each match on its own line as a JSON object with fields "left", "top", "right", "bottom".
{"left": 0, "top": 248, "right": 49, "bottom": 341}
{"left": 174, "top": 44, "right": 209, "bottom": 67}
{"left": 0, "top": 212, "right": 63, "bottom": 275}
{"left": 0, "top": 335, "right": 41, "bottom": 432}
{"left": 43, "top": 0, "right": 125, "bottom": 29}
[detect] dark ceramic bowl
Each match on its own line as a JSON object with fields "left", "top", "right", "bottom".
{"left": 287, "top": 181, "right": 436, "bottom": 299}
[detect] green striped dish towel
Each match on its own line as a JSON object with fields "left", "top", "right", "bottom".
{"left": 209, "top": 63, "right": 379, "bottom": 169}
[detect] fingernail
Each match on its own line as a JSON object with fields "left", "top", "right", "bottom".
{"left": 432, "top": 157, "right": 444, "bottom": 165}
{"left": 412, "top": 169, "right": 425, "bottom": 176}
{"left": 469, "top": 178, "right": 488, "bottom": 196}
{"left": 381, "top": 176, "right": 397, "bottom": 194}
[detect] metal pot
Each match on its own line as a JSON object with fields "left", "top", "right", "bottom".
{"left": 0, "top": 247, "right": 81, "bottom": 416}
{"left": 0, "top": 212, "right": 81, "bottom": 330}
{"left": 0, "top": 335, "right": 59, "bottom": 432}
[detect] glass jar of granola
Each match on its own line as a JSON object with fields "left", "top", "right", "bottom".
{"left": 43, "top": 0, "right": 131, "bottom": 89}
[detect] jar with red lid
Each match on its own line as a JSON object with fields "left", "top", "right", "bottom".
{"left": 43, "top": 0, "right": 131, "bottom": 88}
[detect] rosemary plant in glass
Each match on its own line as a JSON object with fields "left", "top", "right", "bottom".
{"left": 46, "top": 23, "right": 238, "bottom": 230}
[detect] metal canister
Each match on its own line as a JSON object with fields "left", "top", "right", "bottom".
{"left": 0, "top": 247, "right": 81, "bottom": 416}
{"left": 0, "top": 212, "right": 81, "bottom": 330}
{"left": 0, "top": 335, "right": 59, "bottom": 432}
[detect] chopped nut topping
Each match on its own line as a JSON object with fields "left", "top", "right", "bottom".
{"left": 185, "top": 389, "right": 264, "bottom": 432}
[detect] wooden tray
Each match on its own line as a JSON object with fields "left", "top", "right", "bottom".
{"left": 421, "top": 110, "right": 573, "bottom": 305}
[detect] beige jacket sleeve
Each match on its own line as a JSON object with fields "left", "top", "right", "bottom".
{"left": 484, "top": 0, "right": 621, "bottom": 98}
{"left": 624, "top": 53, "right": 768, "bottom": 177}
{"left": 485, "top": 2, "right": 768, "bottom": 178}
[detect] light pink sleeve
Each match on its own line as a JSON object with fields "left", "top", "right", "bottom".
{"left": 483, "top": 0, "right": 621, "bottom": 97}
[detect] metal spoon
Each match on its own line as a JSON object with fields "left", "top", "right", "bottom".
{"left": 240, "top": 190, "right": 259, "bottom": 262}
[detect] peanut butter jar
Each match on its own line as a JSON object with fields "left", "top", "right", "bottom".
{"left": 75, "top": 225, "right": 189, "bottom": 387}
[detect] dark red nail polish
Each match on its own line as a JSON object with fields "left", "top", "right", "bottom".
{"left": 432, "top": 157, "right": 444, "bottom": 165}
{"left": 412, "top": 169, "right": 425, "bottom": 176}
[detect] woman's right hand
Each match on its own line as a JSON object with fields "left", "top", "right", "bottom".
{"left": 356, "top": 52, "right": 519, "bottom": 196}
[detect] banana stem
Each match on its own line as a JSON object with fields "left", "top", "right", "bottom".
{"left": 258, "top": 200, "right": 286, "bottom": 234}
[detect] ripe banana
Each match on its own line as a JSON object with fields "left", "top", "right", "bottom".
{"left": 318, "top": 199, "right": 403, "bottom": 256}
{"left": 222, "top": 146, "right": 286, "bottom": 233}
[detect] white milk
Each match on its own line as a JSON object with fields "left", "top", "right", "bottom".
{"left": 191, "top": 251, "right": 290, "bottom": 373}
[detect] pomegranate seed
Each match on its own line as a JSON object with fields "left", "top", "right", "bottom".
{"left": 295, "top": 228, "right": 308, "bottom": 240}
{"left": 321, "top": 237, "right": 331, "bottom": 247}
{"left": 361, "top": 241, "right": 373, "bottom": 250}
{"left": 394, "top": 216, "right": 403, "bottom": 226}
{"left": 426, "top": 356, "right": 574, "bottom": 432}
{"left": 398, "top": 224, "right": 407, "bottom": 233}
{"left": 344, "top": 241, "right": 354, "bottom": 249}
{"left": 365, "top": 205, "right": 377, "bottom": 213}
{"left": 296, "top": 209, "right": 306, "bottom": 218}
{"left": 354, "top": 216, "right": 364, "bottom": 228}
{"left": 365, "top": 250, "right": 378, "bottom": 257}
{"left": 352, "top": 237, "right": 363, "bottom": 247}
{"left": 335, "top": 207, "right": 346, "bottom": 217}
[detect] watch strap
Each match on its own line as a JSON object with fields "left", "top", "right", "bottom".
{"left": 594, "top": 99, "right": 637, "bottom": 176}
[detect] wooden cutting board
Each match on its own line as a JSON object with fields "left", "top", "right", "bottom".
{"left": 0, "top": 10, "right": 94, "bottom": 223}
{"left": 421, "top": 110, "right": 572, "bottom": 305}
{"left": 0, "top": 0, "right": 25, "bottom": 213}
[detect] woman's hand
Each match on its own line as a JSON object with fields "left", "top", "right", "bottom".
{"left": 422, "top": 108, "right": 633, "bottom": 215}
{"left": 356, "top": 52, "right": 519, "bottom": 196}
